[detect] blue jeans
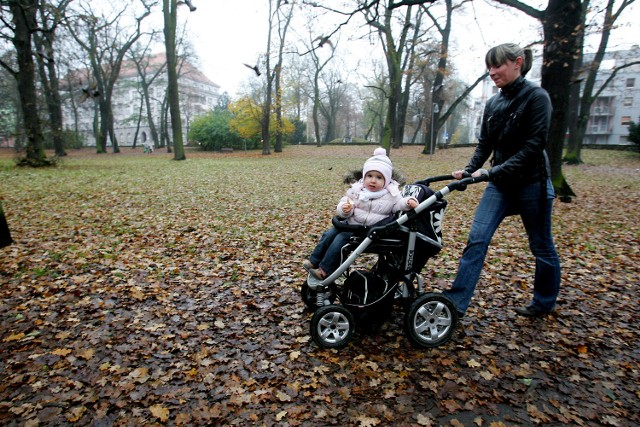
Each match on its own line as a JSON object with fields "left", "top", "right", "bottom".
{"left": 444, "top": 179, "right": 561, "bottom": 315}
{"left": 309, "top": 226, "right": 353, "bottom": 275}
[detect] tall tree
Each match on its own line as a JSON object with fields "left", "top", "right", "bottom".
{"left": 129, "top": 43, "right": 166, "bottom": 149}
{"left": 364, "top": 2, "right": 416, "bottom": 151}
{"left": 0, "top": 0, "right": 48, "bottom": 166}
{"left": 68, "top": 0, "right": 152, "bottom": 154}
{"left": 492, "top": 0, "right": 582, "bottom": 200}
{"left": 34, "top": 0, "right": 72, "bottom": 157}
{"left": 307, "top": 32, "right": 337, "bottom": 147}
{"left": 273, "top": 1, "right": 294, "bottom": 153}
{"left": 162, "top": 0, "right": 195, "bottom": 161}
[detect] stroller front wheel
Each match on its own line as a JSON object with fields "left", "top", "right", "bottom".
{"left": 405, "top": 293, "right": 458, "bottom": 349}
{"left": 310, "top": 305, "right": 355, "bottom": 349}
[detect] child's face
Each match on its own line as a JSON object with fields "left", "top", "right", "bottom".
{"left": 364, "top": 170, "right": 385, "bottom": 192}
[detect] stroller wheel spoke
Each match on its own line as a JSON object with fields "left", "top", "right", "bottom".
{"left": 406, "top": 293, "right": 457, "bottom": 348}
{"left": 311, "top": 305, "right": 355, "bottom": 349}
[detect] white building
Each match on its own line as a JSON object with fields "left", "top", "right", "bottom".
{"left": 64, "top": 53, "right": 220, "bottom": 147}
{"left": 582, "top": 46, "right": 640, "bottom": 146}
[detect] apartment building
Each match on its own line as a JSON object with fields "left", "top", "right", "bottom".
{"left": 582, "top": 46, "right": 640, "bottom": 146}
{"left": 64, "top": 53, "right": 220, "bottom": 147}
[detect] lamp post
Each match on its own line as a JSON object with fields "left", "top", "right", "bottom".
{"left": 430, "top": 102, "right": 439, "bottom": 159}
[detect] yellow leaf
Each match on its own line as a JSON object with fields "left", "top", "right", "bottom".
{"left": 150, "top": 404, "right": 170, "bottom": 422}
{"left": 289, "top": 351, "right": 300, "bottom": 360}
{"left": 78, "top": 348, "right": 95, "bottom": 360}
{"left": 480, "top": 370, "right": 494, "bottom": 380}
{"left": 3, "top": 332, "right": 25, "bottom": 342}
{"left": 467, "top": 359, "right": 481, "bottom": 368}
{"left": 276, "top": 390, "right": 292, "bottom": 402}
{"left": 66, "top": 406, "right": 86, "bottom": 422}
{"left": 52, "top": 348, "right": 73, "bottom": 356}
{"left": 129, "top": 367, "right": 150, "bottom": 383}
{"left": 130, "top": 287, "right": 145, "bottom": 300}
{"left": 416, "top": 413, "right": 433, "bottom": 426}
{"left": 276, "top": 410, "right": 287, "bottom": 421}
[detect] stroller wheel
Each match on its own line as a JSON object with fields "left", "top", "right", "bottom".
{"left": 300, "top": 281, "right": 335, "bottom": 312}
{"left": 405, "top": 293, "right": 458, "bottom": 349}
{"left": 310, "top": 305, "right": 355, "bottom": 349}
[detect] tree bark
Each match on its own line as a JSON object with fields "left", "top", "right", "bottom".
{"left": 163, "top": 0, "right": 186, "bottom": 160}
{"left": 9, "top": 0, "right": 47, "bottom": 166}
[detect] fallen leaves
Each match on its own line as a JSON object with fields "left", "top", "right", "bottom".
{"left": 0, "top": 146, "right": 638, "bottom": 425}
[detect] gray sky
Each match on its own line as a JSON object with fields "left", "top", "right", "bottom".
{"left": 185, "top": 0, "right": 638, "bottom": 96}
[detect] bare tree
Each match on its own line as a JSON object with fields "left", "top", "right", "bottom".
{"left": 0, "top": 0, "right": 48, "bottom": 166}
{"left": 67, "top": 0, "right": 153, "bottom": 154}
{"left": 306, "top": 31, "right": 338, "bottom": 146}
{"left": 129, "top": 40, "right": 166, "bottom": 149}
{"left": 363, "top": 2, "right": 417, "bottom": 150}
{"left": 162, "top": 0, "right": 196, "bottom": 161}
{"left": 273, "top": 1, "right": 294, "bottom": 153}
{"left": 489, "top": 0, "right": 582, "bottom": 199}
{"left": 33, "top": 0, "right": 72, "bottom": 157}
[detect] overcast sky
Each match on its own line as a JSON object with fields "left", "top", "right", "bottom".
{"left": 183, "top": 0, "right": 638, "bottom": 96}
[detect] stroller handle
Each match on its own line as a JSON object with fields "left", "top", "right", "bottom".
{"left": 416, "top": 171, "right": 489, "bottom": 190}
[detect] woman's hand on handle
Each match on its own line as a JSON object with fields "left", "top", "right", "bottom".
{"left": 452, "top": 170, "right": 468, "bottom": 179}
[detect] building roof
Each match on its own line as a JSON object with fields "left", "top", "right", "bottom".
{"left": 119, "top": 52, "right": 220, "bottom": 89}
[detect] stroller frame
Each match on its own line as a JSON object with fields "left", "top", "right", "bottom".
{"left": 302, "top": 173, "right": 489, "bottom": 349}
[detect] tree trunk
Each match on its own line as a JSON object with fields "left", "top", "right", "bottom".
{"left": 163, "top": 0, "right": 186, "bottom": 160}
{"left": 540, "top": 0, "right": 581, "bottom": 199}
{"left": 9, "top": 0, "right": 47, "bottom": 166}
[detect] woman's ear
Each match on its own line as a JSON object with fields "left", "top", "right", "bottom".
{"left": 515, "top": 55, "right": 524, "bottom": 68}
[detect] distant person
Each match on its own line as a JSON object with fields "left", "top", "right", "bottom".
{"left": 304, "top": 148, "right": 418, "bottom": 279}
{"left": 443, "top": 43, "right": 561, "bottom": 318}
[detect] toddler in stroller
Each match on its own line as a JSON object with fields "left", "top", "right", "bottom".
{"left": 303, "top": 147, "right": 418, "bottom": 280}
{"left": 301, "top": 167, "right": 489, "bottom": 349}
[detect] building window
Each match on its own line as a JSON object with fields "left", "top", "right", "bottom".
{"left": 621, "top": 116, "right": 632, "bottom": 125}
{"left": 623, "top": 97, "right": 633, "bottom": 107}
{"left": 626, "top": 78, "right": 635, "bottom": 88}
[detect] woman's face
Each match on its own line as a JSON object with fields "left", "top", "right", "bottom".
{"left": 489, "top": 56, "right": 522, "bottom": 88}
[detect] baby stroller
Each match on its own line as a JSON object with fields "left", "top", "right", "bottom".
{"left": 301, "top": 173, "right": 489, "bottom": 349}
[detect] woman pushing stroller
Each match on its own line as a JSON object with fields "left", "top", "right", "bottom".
{"left": 304, "top": 147, "right": 418, "bottom": 280}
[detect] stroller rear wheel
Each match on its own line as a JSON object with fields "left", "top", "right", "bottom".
{"left": 310, "top": 305, "right": 355, "bottom": 349}
{"left": 405, "top": 293, "right": 458, "bottom": 349}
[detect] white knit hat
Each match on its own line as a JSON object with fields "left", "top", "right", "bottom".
{"left": 362, "top": 147, "right": 393, "bottom": 188}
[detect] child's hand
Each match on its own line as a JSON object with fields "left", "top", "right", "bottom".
{"left": 407, "top": 198, "right": 418, "bottom": 209}
{"left": 342, "top": 198, "right": 354, "bottom": 214}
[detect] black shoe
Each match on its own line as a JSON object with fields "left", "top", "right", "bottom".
{"left": 514, "top": 306, "right": 552, "bottom": 317}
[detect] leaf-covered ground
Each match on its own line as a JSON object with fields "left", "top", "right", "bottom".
{"left": 1, "top": 146, "right": 638, "bottom": 426}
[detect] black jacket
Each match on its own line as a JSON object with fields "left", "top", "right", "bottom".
{"left": 466, "top": 76, "right": 552, "bottom": 191}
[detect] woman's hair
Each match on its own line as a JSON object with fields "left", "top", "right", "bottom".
{"left": 485, "top": 43, "right": 533, "bottom": 77}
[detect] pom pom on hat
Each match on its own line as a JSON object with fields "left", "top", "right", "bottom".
{"left": 362, "top": 147, "right": 393, "bottom": 188}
